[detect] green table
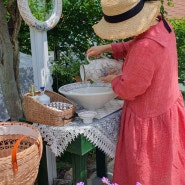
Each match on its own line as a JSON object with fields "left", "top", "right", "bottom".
{"left": 38, "top": 135, "right": 107, "bottom": 185}
{"left": 35, "top": 107, "right": 122, "bottom": 185}
{"left": 66, "top": 135, "right": 107, "bottom": 184}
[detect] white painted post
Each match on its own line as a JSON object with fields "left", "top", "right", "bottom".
{"left": 46, "top": 146, "right": 57, "bottom": 185}
{"left": 30, "top": 28, "right": 57, "bottom": 184}
{"left": 30, "top": 28, "right": 53, "bottom": 91}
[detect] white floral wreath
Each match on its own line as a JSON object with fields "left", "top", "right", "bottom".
{"left": 17, "top": 0, "right": 62, "bottom": 31}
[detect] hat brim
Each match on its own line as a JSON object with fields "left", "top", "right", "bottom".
{"left": 93, "top": 1, "right": 161, "bottom": 40}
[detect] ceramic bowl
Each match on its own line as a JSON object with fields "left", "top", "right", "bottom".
{"left": 58, "top": 82, "right": 117, "bottom": 110}
{"left": 78, "top": 111, "right": 97, "bottom": 124}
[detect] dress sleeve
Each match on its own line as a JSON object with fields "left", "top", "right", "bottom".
{"left": 111, "top": 40, "right": 155, "bottom": 101}
{"left": 111, "top": 40, "right": 134, "bottom": 60}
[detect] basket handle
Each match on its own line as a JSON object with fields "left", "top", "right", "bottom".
{"left": 63, "top": 112, "right": 78, "bottom": 121}
{"left": 12, "top": 135, "right": 26, "bottom": 173}
{"left": 11, "top": 135, "right": 41, "bottom": 173}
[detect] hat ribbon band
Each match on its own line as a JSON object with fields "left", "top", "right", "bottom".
{"left": 161, "top": 13, "right": 172, "bottom": 33}
{"left": 103, "top": 0, "right": 144, "bottom": 23}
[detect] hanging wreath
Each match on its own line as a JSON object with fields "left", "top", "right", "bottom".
{"left": 17, "top": 0, "right": 62, "bottom": 31}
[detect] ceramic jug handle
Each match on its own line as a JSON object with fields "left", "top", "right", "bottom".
{"left": 86, "top": 54, "right": 108, "bottom": 63}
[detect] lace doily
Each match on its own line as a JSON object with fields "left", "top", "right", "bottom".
{"left": 33, "top": 108, "right": 122, "bottom": 159}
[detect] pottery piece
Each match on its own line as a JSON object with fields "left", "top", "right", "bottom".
{"left": 80, "top": 56, "right": 122, "bottom": 82}
{"left": 78, "top": 111, "right": 97, "bottom": 124}
{"left": 58, "top": 82, "right": 116, "bottom": 110}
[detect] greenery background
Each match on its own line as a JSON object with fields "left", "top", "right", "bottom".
{"left": 18, "top": 0, "right": 185, "bottom": 94}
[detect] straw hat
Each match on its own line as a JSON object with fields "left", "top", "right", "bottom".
{"left": 93, "top": 0, "right": 161, "bottom": 40}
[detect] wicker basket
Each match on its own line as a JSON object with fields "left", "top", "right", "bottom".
{"left": 23, "top": 90, "right": 76, "bottom": 126}
{"left": 0, "top": 122, "right": 43, "bottom": 185}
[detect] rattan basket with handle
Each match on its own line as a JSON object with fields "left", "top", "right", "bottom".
{"left": 0, "top": 122, "right": 43, "bottom": 185}
{"left": 23, "top": 90, "right": 76, "bottom": 126}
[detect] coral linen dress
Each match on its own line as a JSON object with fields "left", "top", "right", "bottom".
{"left": 111, "top": 19, "right": 185, "bottom": 185}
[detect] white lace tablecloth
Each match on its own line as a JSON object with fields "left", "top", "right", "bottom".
{"left": 33, "top": 100, "right": 122, "bottom": 159}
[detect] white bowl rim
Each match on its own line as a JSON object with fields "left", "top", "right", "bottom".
{"left": 58, "top": 82, "right": 115, "bottom": 96}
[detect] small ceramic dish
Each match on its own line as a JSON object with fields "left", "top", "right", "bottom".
{"left": 78, "top": 111, "right": 97, "bottom": 124}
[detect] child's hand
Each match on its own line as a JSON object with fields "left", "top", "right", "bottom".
{"left": 100, "top": 74, "right": 118, "bottom": 83}
{"left": 86, "top": 44, "right": 112, "bottom": 58}
{"left": 100, "top": 70, "right": 121, "bottom": 83}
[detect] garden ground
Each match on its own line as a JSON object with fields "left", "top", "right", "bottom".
{"left": 87, "top": 159, "right": 114, "bottom": 185}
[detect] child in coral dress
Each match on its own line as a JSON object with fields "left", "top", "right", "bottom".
{"left": 87, "top": 0, "right": 185, "bottom": 184}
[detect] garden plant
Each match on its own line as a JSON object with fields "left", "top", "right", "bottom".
{"left": 76, "top": 177, "right": 142, "bottom": 185}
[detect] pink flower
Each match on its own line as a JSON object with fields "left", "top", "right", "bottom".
{"left": 101, "top": 177, "right": 111, "bottom": 184}
{"left": 76, "top": 177, "right": 140, "bottom": 185}
{"left": 76, "top": 182, "right": 84, "bottom": 185}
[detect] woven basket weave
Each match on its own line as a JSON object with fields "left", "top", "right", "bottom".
{"left": 23, "top": 90, "right": 76, "bottom": 126}
{"left": 0, "top": 122, "right": 43, "bottom": 185}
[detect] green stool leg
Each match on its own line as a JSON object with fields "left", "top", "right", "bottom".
{"left": 96, "top": 148, "right": 107, "bottom": 178}
{"left": 71, "top": 153, "right": 87, "bottom": 184}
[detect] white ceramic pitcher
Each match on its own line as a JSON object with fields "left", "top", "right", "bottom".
{"left": 80, "top": 55, "right": 122, "bottom": 82}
